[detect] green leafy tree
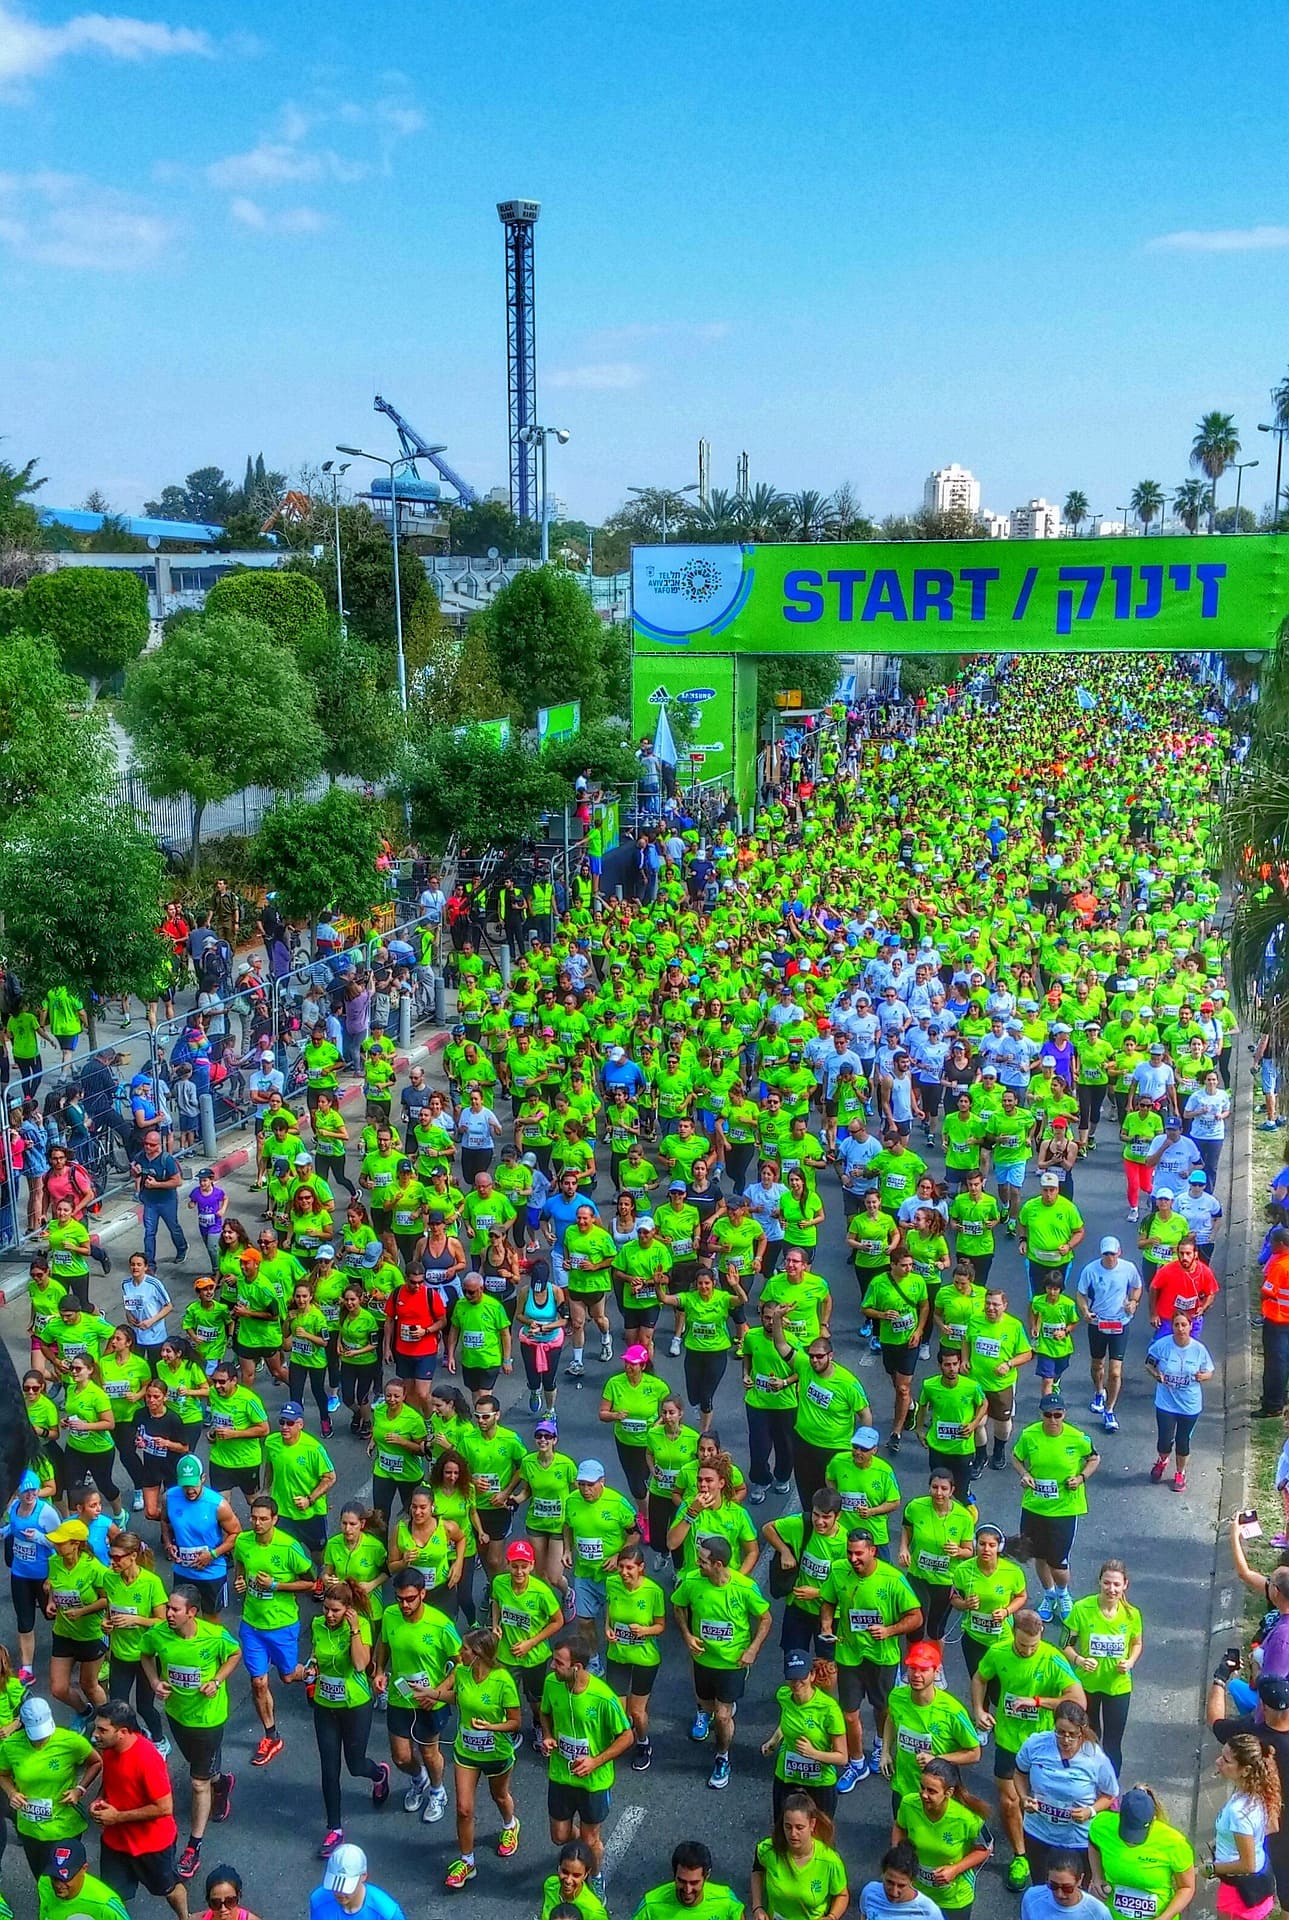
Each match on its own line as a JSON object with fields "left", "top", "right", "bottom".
{"left": 784, "top": 490, "right": 836, "bottom": 542}
{"left": 0, "top": 630, "right": 111, "bottom": 814}
{"left": 213, "top": 510, "right": 274, "bottom": 551}
{"left": 119, "top": 611, "right": 325, "bottom": 864}
{"left": 297, "top": 621, "right": 402, "bottom": 781}
{"left": 204, "top": 569, "right": 327, "bottom": 648}
{"left": 292, "top": 503, "right": 427, "bottom": 656}
{"left": 0, "top": 807, "right": 171, "bottom": 1039}
{"left": 403, "top": 583, "right": 447, "bottom": 677}
{"left": 1063, "top": 490, "right": 1090, "bottom": 536}
{"left": 400, "top": 726, "right": 566, "bottom": 855}
{"left": 1190, "top": 411, "right": 1241, "bottom": 531}
{"left": 755, "top": 655, "right": 841, "bottom": 725}
{"left": 0, "top": 442, "right": 46, "bottom": 545}
{"left": 443, "top": 499, "right": 540, "bottom": 559}
{"left": 143, "top": 466, "right": 239, "bottom": 525}
{"left": 1173, "top": 478, "right": 1208, "bottom": 534}
{"left": 539, "top": 719, "right": 640, "bottom": 789}
{"left": 895, "top": 654, "right": 958, "bottom": 700}
{"left": 411, "top": 617, "right": 517, "bottom": 731}
{"left": 17, "top": 567, "right": 149, "bottom": 701}
{"left": 1215, "top": 504, "right": 1257, "bottom": 534}
{"left": 251, "top": 789, "right": 385, "bottom": 927}
{"left": 1129, "top": 480, "right": 1164, "bottom": 534}
{"left": 480, "top": 566, "right": 611, "bottom": 724}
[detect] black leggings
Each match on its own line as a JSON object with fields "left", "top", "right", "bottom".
{"left": 340, "top": 1361, "right": 380, "bottom": 1411}
{"left": 614, "top": 1440, "right": 648, "bottom": 1505}
{"left": 1155, "top": 1409, "right": 1199, "bottom": 1458}
{"left": 317, "top": 1151, "right": 355, "bottom": 1197}
{"left": 1077, "top": 1085, "right": 1107, "bottom": 1131}
{"left": 683, "top": 1348, "right": 729, "bottom": 1415}
{"left": 289, "top": 1364, "right": 331, "bottom": 1420}
{"left": 65, "top": 1449, "right": 116, "bottom": 1501}
{"left": 109, "top": 1655, "right": 163, "bottom": 1740}
{"left": 648, "top": 1494, "right": 682, "bottom": 1571}
{"left": 519, "top": 1340, "right": 563, "bottom": 1393}
{"left": 460, "top": 1148, "right": 494, "bottom": 1184}
{"left": 908, "top": 1578, "right": 954, "bottom": 1643}
{"left": 1083, "top": 1690, "right": 1130, "bottom": 1775}
{"left": 313, "top": 1700, "right": 382, "bottom": 1828}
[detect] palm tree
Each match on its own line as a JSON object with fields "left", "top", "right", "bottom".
{"left": 1190, "top": 411, "right": 1241, "bottom": 531}
{"left": 1273, "top": 371, "right": 1289, "bottom": 430}
{"left": 740, "top": 483, "right": 790, "bottom": 541}
{"left": 1173, "top": 478, "right": 1208, "bottom": 534}
{"left": 785, "top": 489, "right": 835, "bottom": 542}
{"left": 1129, "top": 480, "right": 1164, "bottom": 535}
{"left": 690, "top": 488, "right": 745, "bottom": 540}
{"left": 1063, "top": 490, "right": 1089, "bottom": 537}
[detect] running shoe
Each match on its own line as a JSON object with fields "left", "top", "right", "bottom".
{"left": 403, "top": 1772, "right": 430, "bottom": 1813}
{"left": 1089, "top": 1391, "right": 1106, "bottom": 1414}
{"left": 528, "top": 1390, "right": 542, "bottom": 1416}
{"left": 498, "top": 1819, "right": 520, "bottom": 1856}
{"left": 326, "top": 1392, "right": 341, "bottom": 1414}
{"left": 773, "top": 1479, "right": 792, "bottom": 1496}
{"left": 748, "top": 1485, "right": 766, "bottom": 1504}
{"left": 590, "top": 1876, "right": 607, "bottom": 1901}
{"left": 210, "top": 1771, "right": 234, "bottom": 1823}
{"left": 132, "top": 1490, "right": 145, "bottom": 1511}
{"left": 252, "top": 1733, "right": 283, "bottom": 1767}
{"left": 632, "top": 1740, "right": 652, "bottom": 1772}
{"left": 708, "top": 1752, "right": 731, "bottom": 1790}
{"left": 1102, "top": 1411, "right": 1119, "bottom": 1434}
{"left": 868, "top": 1738, "right": 883, "bottom": 1769}
{"left": 566, "top": 1362, "right": 585, "bottom": 1380}
{"left": 371, "top": 1762, "right": 390, "bottom": 1805}
{"left": 1036, "top": 1595, "right": 1055, "bottom": 1623}
{"left": 177, "top": 1846, "right": 201, "bottom": 1882}
{"left": 690, "top": 1709, "right": 711, "bottom": 1741}
{"left": 1149, "top": 1457, "right": 1167, "bottom": 1483}
{"left": 1054, "top": 1590, "right": 1073, "bottom": 1620}
{"left": 669, "top": 1336, "right": 682, "bottom": 1358}
{"left": 319, "top": 1830, "right": 344, "bottom": 1859}
{"left": 444, "top": 1860, "right": 477, "bottom": 1890}
{"left": 587, "top": 1654, "right": 605, "bottom": 1678}
{"left": 1007, "top": 1858, "right": 1031, "bottom": 1890}
{"left": 17, "top": 1667, "right": 32, "bottom": 1686}
{"left": 155, "top": 1738, "right": 171, "bottom": 1758}
{"left": 599, "top": 1335, "right": 613, "bottom": 1363}
{"left": 869, "top": 1333, "right": 882, "bottom": 1353}
{"left": 1173, "top": 1470, "right": 1187, "bottom": 1492}
{"left": 321, "top": 1417, "right": 333, "bottom": 1439}
{"left": 1126, "top": 1205, "right": 1138, "bottom": 1222}
{"left": 422, "top": 1784, "right": 448, "bottom": 1824}
{"left": 836, "top": 1758, "right": 868, "bottom": 1792}
{"left": 1005, "top": 1219, "right": 1017, "bottom": 1237}
{"left": 988, "top": 1453, "right": 1007, "bottom": 1471}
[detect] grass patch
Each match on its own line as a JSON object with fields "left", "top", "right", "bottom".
{"left": 1244, "top": 1118, "right": 1287, "bottom": 1626}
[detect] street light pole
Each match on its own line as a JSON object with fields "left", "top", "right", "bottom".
{"left": 1231, "top": 460, "right": 1259, "bottom": 531}
{"left": 627, "top": 482, "right": 699, "bottom": 545}
{"left": 1116, "top": 506, "right": 1130, "bottom": 536}
{"left": 321, "top": 459, "right": 350, "bottom": 636}
{"left": 337, "top": 444, "right": 415, "bottom": 713}
{"left": 1259, "top": 424, "right": 1287, "bottom": 531}
{"left": 519, "top": 425, "right": 570, "bottom": 565}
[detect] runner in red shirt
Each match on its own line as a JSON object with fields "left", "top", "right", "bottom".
{"left": 1149, "top": 1237, "right": 1219, "bottom": 1332}
{"left": 381, "top": 1274, "right": 448, "bottom": 1416}
{"left": 90, "top": 1701, "right": 186, "bottom": 1918}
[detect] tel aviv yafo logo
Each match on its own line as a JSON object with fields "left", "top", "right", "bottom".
{"left": 632, "top": 544, "right": 753, "bottom": 645}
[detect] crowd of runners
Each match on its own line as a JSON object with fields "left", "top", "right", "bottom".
{"left": 0, "top": 652, "right": 1277, "bottom": 1920}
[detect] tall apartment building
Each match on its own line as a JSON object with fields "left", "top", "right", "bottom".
{"left": 923, "top": 464, "right": 981, "bottom": 517}
{"left": 1009, "top": 497, "right": 1062, "bottom": 539}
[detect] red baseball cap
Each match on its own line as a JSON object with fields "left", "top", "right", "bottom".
{"left": 505, "top": 1541, "right": 535, "bottom": 1565}
{"left": 905, "top": 1639, "right": 943, "bottom": 1671}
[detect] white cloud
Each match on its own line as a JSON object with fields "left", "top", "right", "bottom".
{"left": 546, "top": 362, "right": 646, "bottom": 391}
{"left": 207, "top": 140, "right": 326, "bottom": 188}
{"left": 0, "top": 2, "right": 211, "bottom": 84}
{"left": 229, "top": 196, "right": 326, "bottom": 234}
{"left": 0, "top": 170, "right": 173, "bottom": 269}
{"left": 1147, "top": 225, "right": 1289, "bottom": 253}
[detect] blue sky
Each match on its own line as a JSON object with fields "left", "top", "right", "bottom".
{"left": 2, "top": 0, "right": 1288, "bottom": 525}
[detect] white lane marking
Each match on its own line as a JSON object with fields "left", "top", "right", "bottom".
{"left": 601, "top": 1802, "right": 648, "bottom": 1888}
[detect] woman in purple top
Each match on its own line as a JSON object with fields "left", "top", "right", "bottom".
{"left": 342, "top": 982, "right": 372, "bottom": 1070}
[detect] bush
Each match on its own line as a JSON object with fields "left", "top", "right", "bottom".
{"left": 18, "top": 567, "right": 149, "bottom": 697}
{"left": 204, "top": 569, "right": 327, "bottom": 649}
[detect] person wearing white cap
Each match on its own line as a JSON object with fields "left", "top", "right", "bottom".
{"left": 309, "top": 1842, "right": 405, "bottom": 1920}
{"left": 1075, "top": 1241, "right": 1143, "bottom": 1435}
{"left": 0, "top": 1694, "right": 96, "bottom": 1881}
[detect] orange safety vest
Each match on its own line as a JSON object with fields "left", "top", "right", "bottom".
{"left": 1262, "top": 1254, "right": 1289, "bottom": 1326}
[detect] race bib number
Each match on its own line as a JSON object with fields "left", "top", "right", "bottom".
{"left": 805, "top": 1382, "right": 833, "bottom": 1410}
{"left": 316, "top": 1675, "right": 348, "bottom": 1705}
{"left": 652, "top": 1469, "right": 678, "bottom": 1491}
{"left": 801, "top": 1551, "right": 832, "bottom": 1581}
{"left": 291, "top": 1339, "right": 313, "bottom": 1361}
{"left": 783, "top": 1752, "right": 822, "bottom": 1780}
{"left": 917, "top": 1551, "right": 950, "bottom": 1576}
{"left": 174, "top": 1547, "right": 205, "bottom": 1568}
{"left": 23, "top": 1798, "right": 53, "bottom": 1822}
{"left": 934, "top": 1421, "right": 963, "bottom": 1443}
{"left": 848, "top": 1608, "right": 881, "bottom": 1633}
{"left": 974, "top": 1338, "right": 1001, "bottom": 1359}
{"left": 460, "top": 1728, "right": 493, "bottom": 1755}
{"left": 462, "top": 1330, "right": 485, "bottom": 1350}
{"left": 475, "top": 1474, "right": 500, "bottom": 1495}
{"left": 753, "top": 1374, "right": 783, "bottom": 1395}
{"left": 891, "top": 1313, "right": 915, "bottom": 1335}
{"left": 377, "top": 1451, "right": 405, "bottom": 1477}
{"left": 619, "top": 1418, "right": 648, "bottom": 1437}
{"left": 611, "top": 1622, "right": 636, "bottom": 1644}
{"left": 1035, "top": 1798, "right": 1073, "bottom": 1823}
{"left": 1097, "top": 1321, "right": 1123, "bottom": 1335}
{"left": 1039, "top": 1323, "right": 1066, "bottom": 1344}
{"left": 105, "top": 1379, "right": 130, "bottom": 1399}
{"left": 1031, "top": 1479, "right": 1059, "bottom": 1501}
{"left": 557, "top": 1735, "right": 590, "bottom": 1763}
{"left": 1003, "top": 1692, "right": 1039, "bottom": 1721}
{"left": 52, "top": 1588, "right": 78, "bottom": 1611}
{"left": 578, "top": 1536, "right": 604, "bottom": 1563}
{"left": 168, "top": 1663, "right": 202, "bottom": 1689}
{"left": 531, "top": 1498, "right": 562, "bottom": 1521}
{"left": 1112, "top": 1896, "right": 1158, "bottom": 1920}
{"left": 699, "top": 1620, "right": 734, "bottom": 1643}
{"left": 1088, "top": 1633, "right": 1126, "bottom": 1660}
{"left": 897, "top": 1727, "right": 933, "bottom": 1755}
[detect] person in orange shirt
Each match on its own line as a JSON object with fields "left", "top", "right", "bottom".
{"left": 1258, "top": 1228, "right": 1289, "bottom": 1418}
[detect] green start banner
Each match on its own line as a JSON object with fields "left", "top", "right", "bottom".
{"left": 631, "top": 534, "right": 1288, "bottom": 654}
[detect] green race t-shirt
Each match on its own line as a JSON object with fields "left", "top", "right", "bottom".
{"left": 673, "top": 1567, "right": 768, "bottom": 1668}
{"left": 453, "top": 1660, "right": 520, "bottom": 1766}
{"left": 885, "top": 1682, "right": 980, "bottom": 1800}
{"left": 753, "top": 1837, "right": 848, "bottom": 1920}
{"left": 380, "top": 1604, "right": 462, "bottom": 1697}
{"left": 143, "top": 1618, "right": 239, "bottom": 1727}
{"left": 917, "top": 1376, "right": 986, "bottom": 1457}
{"left": 1061, "top": 1594, "right": 1141, "bottom": 1696}
{"left": 234, "top": 1527, "right": 313, "bottom": 1630}
{"left": 539, "top": 1670, "right": 630, "bottom": 1789}
{"left": 0, "top": 1727, "right": 94, "bottom": 1839}
{"left": 565, "top": 1488, "right": 637, "bottom": 1578}
{"left": 601, "top": 1372, "right": 670, "bottom": 1446}
{"left": 772, "top": 1681, "right": 845, "bottom": 1788}
{"left": 975, "top": 1639, "right": 1077, "bottom": 1752}
{"left": 605, "top": 1572, "right": 666, "bottom": 1668}
{"left": 102, "top": 1565, "right": 167, "bottom": 1663}
{"left": 1085, "top": 1811, "right": 1194, "bottom": 1919}
{"left": 311, "top": 1611, "right": 374, "bottom": 1710}
{"left": 206, "top": 1387, "right": 268, "bottom": 1470}
{"left": 825, "top": 1454, "right": 901, "bottom": 1546}
{"left": 492, "top": 1572, "right": 563, "bottom": 1668}
{"left": 951, "top": 1556, "right": 1028, "bottom": 1646}
{"left": 791, "top": 1352, "right": 869, "bottom": 1449}
{"left": 1013, "top": 1421, "right": 1095, "bottom": 1518}
{"left": 265, "top": 1431, "right": 334, "bottom": 1519}
{"left": 895, "top": 1790, "right": 988, "bottom": 1910}
{"left": 519, "top": 1450, "right": 579, "bottom": 1533}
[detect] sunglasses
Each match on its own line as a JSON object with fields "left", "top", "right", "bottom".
{"left": 23, "top": 1384, "right": 41, "bottom": 1393}
{"left": 208, "top": 1897, "right": 239, "bottom": 1908}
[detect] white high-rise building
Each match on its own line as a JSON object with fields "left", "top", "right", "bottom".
{"left": 982, "top": 511, "right": 1010, "bottom": 540}
{"left": 924, "top": 464, "right": 981, "bottom": 517}
{"left": 1009, "top": 497, "right": 1062, "bottom": 539}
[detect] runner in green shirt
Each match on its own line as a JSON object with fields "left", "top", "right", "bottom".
{"left": 517, "top": 1427, "right": 579, "bottom": 1588}
{"left": 972, "top": 1612, "right": 1080, "bottom": 1887}
{"left": 914, "top": 1351, "right": 988, "bottom": 1505}
{"left": 263, "top": 1410, "right": 335, "bottom": 1564}
{"left": 1011, "top": 1400, "right": 1099, "bottom": 1619}
{"left": 538, "top": 1627, "right": 633, "bottom": 1870}
{"left": 1087, "top": 1799, "right": 1195, "bottom": 1920}
{"left": 491, "top": 1542, "right": 565, "bottom": 1743}
{"left": 893, "top": 1767, "right": 992, "bottom": 1911}
{"left": 948, "top": 1523, "right": 1029, "bottom": 1677}
{"left": 231, "top": 1493, "right": 314, "bottom": 1765}
{"left": 751, "top": 1806, "right": 848, "bottom": 1920}
{"left": 947, "top": 1173, "right": 1002, "bottom": 1288}
{"left": 672, "top": 1537, "right": 772, "bottom": 1791}
{"left": 140, "top": 1587, "right": 239, "bottom": 1858}
{"left": 819, "top": 1528, "right": 922, "bottom": 1783}
{"left": 1029, "top": 1272, "right": 1080, "bottom": 1393}
{"left": 762, "top": 1651, "right": 847, "bottom": 1809}
{"left": 962, "top": 1290, "right": 1034, "bottom": 1473}
{"left": 1018, "top": 1183, "right": 1084, "bottom": 1296}
{"left": 0, "top": 1709, "right": 96, "bottom": 1849}
{"left": 1060, "top": 1565, "right": 1142, "bottom": 1772}
{"left": 441, "top": 1626, "right": 522, "bottom": 1889}
{"left": 634, "top": 1849, "right": 746, "bottom": 1920}
{"left": 824, "top": 1428, "right": 901, "bottom": 1545}
{"left": 603, "top": 1545, "right": 667, "bottom": 1768}
{"left": 769, "top": 1313, "right": 870, "bottom": 1494}
{"left": 881, "top": 1640, "right": 981, "bottom": 1805}
{"left": 374, "top": 1567, "right": 462, "bottom": 1821}
{"left": 598, "top": 1354, "right": 670, "bottom": 1504}
{"left": 862, "top": 1250, "right": 928, "bottom": 1447}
